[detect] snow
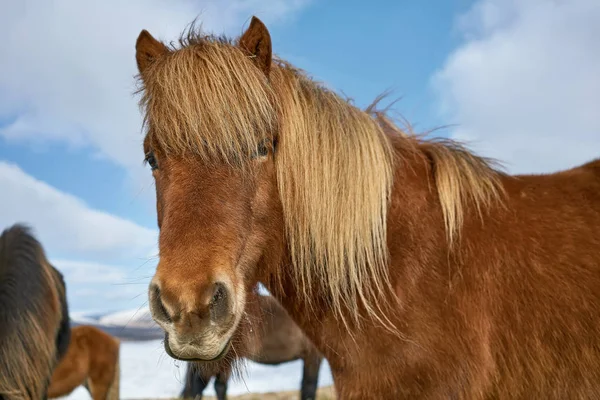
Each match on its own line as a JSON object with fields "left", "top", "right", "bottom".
{"left": 57, "top": 339, "right": 334, "bottom": 399}
{"left": 96, "top": 307, "right": 156, "bottom": 329}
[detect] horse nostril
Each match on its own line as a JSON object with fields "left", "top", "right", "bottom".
{"left": 150, "top": 284, "right": 172, "bottom": 324}
{"left": 211, "top": 284, "right": 225, "bottom": 304}
{"left": 209, "top": 282, "right": 229, "bottom": 321}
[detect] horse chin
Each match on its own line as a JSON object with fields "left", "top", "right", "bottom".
{"left": 163, "top": 333, "right": 232, "bottom": 362}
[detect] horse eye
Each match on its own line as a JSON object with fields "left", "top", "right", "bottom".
{"left": 145, "top": 152, "right": 159, "bottom": 171}
{"left": 254, "top": 140, "right": 271, "bottom": 158}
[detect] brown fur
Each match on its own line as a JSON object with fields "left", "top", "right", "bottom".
{"left": 135, "top": 16, "right": 600, "bottom": 399}
{"left": 47, "top": 325, "right": 120, "bottom": 400}
{"left": 0, "top": 224, "right": 70, "bottom": 400}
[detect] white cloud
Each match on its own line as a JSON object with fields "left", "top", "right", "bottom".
{"left": 0, "top": 161, "right": 158, "bottom": 263}
{"left": 0, "top": 0, "right": 311, "bottom": 173}
{"left": 52, "top": 257, "right": 152, "bottom": 311}
{"left": 432, "top": 0, "right": 600, "bottom": 174}
{"left": 54, "top": 259, "right": 128, "bottom": 283}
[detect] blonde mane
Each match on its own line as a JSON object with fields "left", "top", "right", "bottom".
{"left": 137, "top": 29, "right": 503, "bottom": 328}
{"left": 370, "top": 109, "right": 505, "bottom": 242}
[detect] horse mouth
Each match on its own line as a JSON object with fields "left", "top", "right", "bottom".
{"left": 163, "top": 333, "right": 232, "bottom": 362}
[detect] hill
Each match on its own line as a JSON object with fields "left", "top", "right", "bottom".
{"left": 70, "top": 307, "right": 163, "bottom": 341}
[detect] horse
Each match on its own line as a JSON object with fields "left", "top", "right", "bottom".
{"left": 180, "top": 295, "right": 323, "bottom": 400}
{"left": 134, "top": 16, "right": 600, "bottom": 399}
{"left": 47, "top": 325, "right": 120, "bottom": 400}
{"left": 0, "top": 224, "right": 71, "bottom": 400}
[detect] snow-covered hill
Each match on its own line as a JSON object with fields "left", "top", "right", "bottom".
{"left": 96, "top": 307, "right": 157, "bottom": 329}
{"left": 70, "top": 307, "right": 163, "bottom": 341}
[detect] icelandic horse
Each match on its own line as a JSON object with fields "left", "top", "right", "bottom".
{"left": 180, "top": 295, "right": 323, "bottom": 400}
{"left": 0, "top": 224, "right": 71, "bottom": 400}
{"left": 134, "top": 16, "right": 600, "bottom": 399}
{"left": 47, "top": 325, "right": 120, "bottom": 400}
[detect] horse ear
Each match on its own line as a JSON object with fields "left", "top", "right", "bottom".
{"left": 239, "top": 16, "right": 272, "bottom": 76}
{"left": 136, "top": 30, "right": 169, "bottom": 75}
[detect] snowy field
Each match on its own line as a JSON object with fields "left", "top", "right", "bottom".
{"left": 58, "top": 339, "right": 334, "bottom": 399}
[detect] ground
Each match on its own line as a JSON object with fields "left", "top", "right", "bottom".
{"left": 142, "top": 385, "right": 336, "bottom": 400}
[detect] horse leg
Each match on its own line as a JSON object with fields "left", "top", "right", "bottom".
{"left": 83, "top": 379, "right": 91, "bottom": 396}
{"left": 88, "top": 357, "right": 119, "bottom": 400}
{"left": 105, "top": 354, "right": 120, "bottom": 400}
{"left": 300, "top": 353, "right": 323, "bottom": 400}
{"left": 88, "top": 377, "right": 110, "bottom": 400}
{"left": 181, "top": 363, "right": 210, "bottom": 399}
{"left": 214, "top": 369, "right": 230, "bottom": 400}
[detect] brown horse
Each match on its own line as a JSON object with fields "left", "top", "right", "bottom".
{"left": 180, "top": 295, "right": 323, "bottom": 400}
{"left": 0, "top": 224, "right": 71, "bottom": 400}
{"left": 134, "top": 16, "right": 600, "bottom": 399}
{"left": 47, "top": 325, "right": 120, "bottom": 400}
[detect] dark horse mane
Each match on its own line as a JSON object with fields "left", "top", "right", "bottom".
{"left": 0, "top": 224, "right": 71, "bottom": 400}
{"left": 53, "top": 267, "right": 71, "bottom": 362}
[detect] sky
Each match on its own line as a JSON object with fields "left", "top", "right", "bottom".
{"left": 0, "top": 0, "right": 598, "bottom": 313}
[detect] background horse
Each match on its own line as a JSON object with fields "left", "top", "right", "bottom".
{"left": 0, "top": 224, "right": 71, "bottom": 400}
{"left": 135, "top": 16, "right": 600, "bottom": 399}
{"left": 180, "top": 295, "right": 323, "bottom": 400}
{"left": 47, "top": 325, "right": 120, "bottom": 400}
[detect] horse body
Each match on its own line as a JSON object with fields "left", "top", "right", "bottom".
{"left": 47, "top": 325, "right": 120, "bottom": 400}
{"left": 271, "top": 153, "right": 600, "bottom": 399}
{"left": 181, "top": 295, "right": 323, "bottom": 400}
{"left": 134, "top": 16, "right": 600, "bottom": 399}
{"left": 0, "top": 224, "right": 71, "bottom": 400}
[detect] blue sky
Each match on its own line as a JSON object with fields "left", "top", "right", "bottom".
{"left": 1, "top": 0, "right": 598, "bottom": 313}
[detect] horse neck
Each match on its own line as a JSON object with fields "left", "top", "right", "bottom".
{"left": 261, "top": 140, "right": 449, "bottom": 349}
